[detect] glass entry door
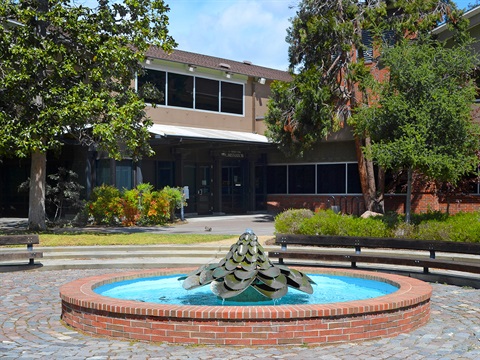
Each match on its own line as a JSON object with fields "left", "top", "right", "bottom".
{"left": 221, "top": 161, "right": 246, "bottom": 214}
{"left": 197, "top": 164, "right": 212, "bottom": 214}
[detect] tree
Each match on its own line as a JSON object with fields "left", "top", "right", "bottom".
{"left": 264, "top": 0, "right": 465, "bottom": 214}
{"left": 355, "top": 37, "right": 480, "bottom": 222}
{"left": 0, "top": 0, "right": 176, "bottom": 230}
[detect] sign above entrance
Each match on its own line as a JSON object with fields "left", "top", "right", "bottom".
{"left": 220, "top": 151, "right": 244, "bottom": 158}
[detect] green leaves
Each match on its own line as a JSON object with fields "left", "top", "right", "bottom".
{"left": 0, "top": 0, "right": 176, "bottom": 160}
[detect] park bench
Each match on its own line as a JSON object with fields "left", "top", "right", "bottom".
{"left": 268, "top": 234, "right": 480, "bottom": 285}
{"left": 0, "top": 234, "right": 43, "bottom": 266}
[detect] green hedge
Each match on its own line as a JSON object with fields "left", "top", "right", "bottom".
{"left": 274, "top": 209, "right": 480, "bottom": 243}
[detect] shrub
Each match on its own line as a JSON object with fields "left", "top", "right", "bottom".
{"left": 298, "top": 210, "right": 341, "bottom": 235}
{"left": 274, "top": 208, "right": 314, "bottom": 234}
{"left": 87, "top": 185, "right": 122, "bottom": 225}
{"left": 159, "top": 186, "right": 185, "bottom": 221}
{"left": 139, "top": 190, "right": 170, "bottom": 225}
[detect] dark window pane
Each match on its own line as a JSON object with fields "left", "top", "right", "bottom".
{"left": 221, "top": 82, "right": 243, "bottom": 114}
{"left": 116, "top": 160, "right": 133, "bottom": 190}
{"left": 347, "top": 163, "right": 362, "bottom": 194}
{"left": 317, "top": 164, "right": 346, "bottom": 194}
{"left": 157, "top": 161, "right": 175, "bottom": 189}
{"left": 96, "top": 159, "right": 111, "bottom": 186}
{"left": 289, "top": 165, "right": 315, "bottom": 194}
{"left": 196, "top": 77, "right": 219, "bottom": 111}
{"left": 266, "top": 165, "right": 287, "bottom": 194}
{"left": 168, "top": 73, "right": 193, "bottom": 108}
{"left": 137, "top": 69, "right": 166, "bottom": 105}
{"left": 360, "top": 30, "right": 373, "bottom": 63}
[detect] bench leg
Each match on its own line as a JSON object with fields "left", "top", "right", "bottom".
{"left": 351, "top": 262, "right": 357, "bottom": 268}
{"left": 29, "top": 258, "right": 34, "bottom": 265}
{"left": 423, "top": 267, "right": 429, "bottom": 273}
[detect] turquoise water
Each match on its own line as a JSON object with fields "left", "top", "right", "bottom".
{"left": 94, "top": 274, "right": 398, "bottom": 306}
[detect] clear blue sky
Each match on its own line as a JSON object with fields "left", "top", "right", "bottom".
{"left": 81, "top": 1, "right": 478, "bottom": 71}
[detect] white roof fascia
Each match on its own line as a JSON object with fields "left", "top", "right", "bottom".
{"left": 149, "top": 124, "right": 269, "bottom": 144}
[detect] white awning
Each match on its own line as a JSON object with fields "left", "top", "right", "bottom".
{"left": 149, "top": 124, "right": 270, "bottom": 144}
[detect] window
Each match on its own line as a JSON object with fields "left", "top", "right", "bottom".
{"left": 347, "top": 163, "right": 362, "bottom": 194}
{"left": 137, "top": 69, "right": 166, "bottom": 105}
{"left": 116, "top": 160, "right": 133, "bottom": 190}
{"left": 360, "top": 30, "right": 373, "bottom": 63}
{"left": 96, "top": 159, "right": 111, "bottom": 186}
{"left": 195, "top": 77, "right": 219, "bottom": 111}
{"left": 289, "top": 165, "right": 315, "bottom": 194}
{"left": 266, "top": 165, "right": 287, "bottom": 194}
{"left": 156, "top": 161, "right": 175, "bottom": 189}
{"left": 221, "top": 82, "right": 243, "bottom": 115}
{"left": 317, "top": 164, "right": 346, "bottom": 194}
{"left": 167, "top": 73, "right": 193, "bottom": 108}
{"left": 137, "top": 69, "right": 244, "bottom": 115}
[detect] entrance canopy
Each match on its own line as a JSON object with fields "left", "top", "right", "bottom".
{"left": 148, "top": 124, "right": 270, "bottom": 144}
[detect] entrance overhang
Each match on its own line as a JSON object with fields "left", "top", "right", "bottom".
{"left": 148, "top": 124, "right": 270, "bottom": 145}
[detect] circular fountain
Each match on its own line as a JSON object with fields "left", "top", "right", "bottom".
{"left": 60, "top": 231, "right": 432, "bottom": 346}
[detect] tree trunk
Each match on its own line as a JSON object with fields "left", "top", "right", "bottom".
{"left": 354, "top": 135, "right": 385, "bottom": 214}
{"left": 28, "top": 149, "right": 47, "bottom": 231}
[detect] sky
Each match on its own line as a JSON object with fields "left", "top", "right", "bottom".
{"left": 79, "top": 0, "right": 477, "bottom": 71}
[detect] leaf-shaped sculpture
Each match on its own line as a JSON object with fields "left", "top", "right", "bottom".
{"left": 180, "top": 229, "right": 315, "bottom": 300}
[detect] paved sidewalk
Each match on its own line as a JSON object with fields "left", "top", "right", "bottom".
{"left": 1, "top": 268, "right": 479, "bottom": 359}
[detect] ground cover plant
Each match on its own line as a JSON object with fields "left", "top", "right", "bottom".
{"left": 275, "top": 209, "right": 480, "bottom": 243}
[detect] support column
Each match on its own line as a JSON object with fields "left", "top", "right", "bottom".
{"left": 248, "top": 154, "right": 257, "bottom": 212}
{"left": 213, "top": 156, "right": 223, "bottom": 215}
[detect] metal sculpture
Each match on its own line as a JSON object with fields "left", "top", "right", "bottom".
{"left": 181, "top": 229, "right": 315, "bottom": 300}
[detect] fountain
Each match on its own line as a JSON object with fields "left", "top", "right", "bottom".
{"left": 60, "top": 230, "right": 432, "bottom": 345}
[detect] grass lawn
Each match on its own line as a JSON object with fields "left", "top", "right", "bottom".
{"left": 38, "top": 233, "right": 235, "bottom": 247}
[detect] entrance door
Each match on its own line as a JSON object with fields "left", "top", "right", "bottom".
{"left": 197, "top": 164, "right": 212, "bottom": 215}
{"left": 221, "top": 161, "right": 246, "bottom": 213}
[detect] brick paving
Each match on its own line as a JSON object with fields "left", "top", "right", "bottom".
{"left": 1, "top": 268, "right": 479, "bottom": 359}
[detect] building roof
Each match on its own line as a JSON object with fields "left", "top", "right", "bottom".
{"left": 146, "top": 47, "right": 292, "bottom": 82}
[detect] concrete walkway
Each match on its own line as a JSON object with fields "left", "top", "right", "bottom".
{"left": 1, "top": 215, "right": 480, "bottom": 359}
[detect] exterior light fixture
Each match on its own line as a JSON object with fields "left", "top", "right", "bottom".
{"left": 225, "top": 72, "right": 232, "bottom": 79}
{"left": 188, "top": 65, "right": 196, "bottom": 72}
{"left": 257, "top": 77, "right": 266, "bottom": 85}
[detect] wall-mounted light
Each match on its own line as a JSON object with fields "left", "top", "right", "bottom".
{"left": 145, "top": 58, "right": 152, "bottom": 65}
{"left": 257, "top": 77, "right": 266, "bottom": 85}
{"left": 225, "top": 72, "right": 232, "bottom": 79}
{"left": 188, "top": 65, "right": 196, "bottom": 72}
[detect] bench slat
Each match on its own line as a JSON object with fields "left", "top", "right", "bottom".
{"left": 0, "top": 251, "right": 43, "bottom": 261}
{"left": 0, "top": 235, "right": 40, "bottom": 246}
{"left": 268, "top": 250, "right": 480, "bottom": 274}
{"left": 276, "top": 234, "right": 480, "bottom": 255}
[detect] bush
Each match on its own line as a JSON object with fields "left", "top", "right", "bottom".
{"left": 88, "top": 185, "right": 122, "bottom": 225}
{"left": 87, "top": 183, "right": 175, "bottom": 226}
{"left": 274, "top": 208, "right": 314, "bottom": 234}
{"left": 274, "top": 209, "right": 480, "bottom": 243}
{"left": 159, "top": 186, "right": 185, "bottom": 221}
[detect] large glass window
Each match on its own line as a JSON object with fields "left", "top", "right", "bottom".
{"left": 96, "top": 159, "right": 111, "bottom": 186}
{"left": 289, "top": 165, "right": 315, "bottom": 194}
{"left": 167, "top": 73, "right": 193, "bottom": 108}
{"left": 137, "top": 69, "right": 243, "bottom": 115}
{"left": 347, "top": 163, "right": 362, "bottom": 194}
{"left": 221, "top": 81, "right": 243, "bottom": 115}
{"left": 317, "top": 164, "right": 346, "bottom": 194}
{"left": 195, "top": 77, "right": 219, "bottom": 111}
{"left": 116, "top": 160, "right": 133, "bottom": 190}
{"left": 137, "top": 69, "right": 166, "bottom": 105}
{"left": 156, "top": 161, "right": 175, "bottom": 189}
{"left": 266, "top": 165, "right": 287, "bottom": 194}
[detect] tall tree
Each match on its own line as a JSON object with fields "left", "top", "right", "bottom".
{"left": 264, "top": 0, "right": 464, "bottom": 214}
{"left": 0, "top": 0, "right": 176, "bottom": 230}
{"left": 355, "top": 37, "right": 480, "bottom": 222}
